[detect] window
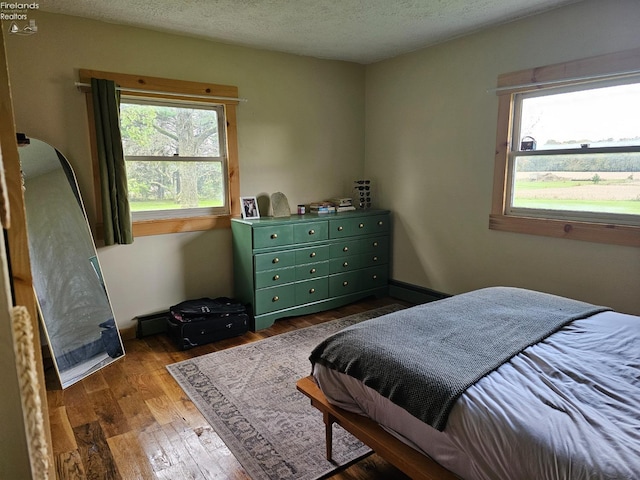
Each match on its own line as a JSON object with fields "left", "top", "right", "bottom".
{"left": 80, "top": 69, "right": 242, "bottom": 237}
{"left": 120, "top": 99, "right": 228, "bottom": 220}
{"left": 510, "top": 82, "right": 640, "bottom": 223}
{"left": 490, "top": 49, "right": 640, "bottom": 247}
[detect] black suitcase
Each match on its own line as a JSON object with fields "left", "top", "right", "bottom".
{"left": 167, "top": 297, "right": 249, "bottom": 350}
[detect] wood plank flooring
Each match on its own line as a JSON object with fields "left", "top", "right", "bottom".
{"left": 46, "top": 297, "right": 411, "bottom": 479}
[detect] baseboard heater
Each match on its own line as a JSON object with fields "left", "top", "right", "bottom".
{"left": 136, "top": 311, "right": 169, "bottom": 338}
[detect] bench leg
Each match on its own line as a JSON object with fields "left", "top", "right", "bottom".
{"left": 323, "top": 411, "right": 335, "bottom": 462}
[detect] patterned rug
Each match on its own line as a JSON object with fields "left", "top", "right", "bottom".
{"left": 166, "top": 304, "right": 405, "bottom": 480}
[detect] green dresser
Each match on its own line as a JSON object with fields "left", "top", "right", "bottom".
{"left": 232, "top": 209, "right": 390, "bottom": 330}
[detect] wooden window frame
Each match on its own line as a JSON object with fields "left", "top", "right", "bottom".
{"left": 489, "top": 48, "right": 640, "bottom": 247}
{"left": 79, "top": 69, "right": 241, "bottom": 237}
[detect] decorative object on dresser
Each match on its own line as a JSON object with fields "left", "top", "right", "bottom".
{"left": 354, "top": 179, "right": 371, "bottom": 209}
{"left": 232, "top": 209, "right": 391, "bottom": 330}
{"left": 240, "top": 196, "right": 260, "bottom": 219}
{"left": 329, "top": 197, "right": 355, "bottom": 212}
{"left": 308, "top": 201, "right": 335, "bottom": 214}
{"left": 270, "top": 191, "right": 291, "bottom": 217}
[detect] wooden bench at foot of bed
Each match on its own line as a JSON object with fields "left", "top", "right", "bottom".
{"left": 296, "top": 375, "right": 459, "bottom": 480}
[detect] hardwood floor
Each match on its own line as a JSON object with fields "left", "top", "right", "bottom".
{"left": 46, "top": 297, "right": 411, "bottom": 479}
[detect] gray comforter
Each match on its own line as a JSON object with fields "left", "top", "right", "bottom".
{"left": 309, "top": 287, "right": 610, "bottom": 430}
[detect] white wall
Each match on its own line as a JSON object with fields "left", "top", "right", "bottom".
{"left": 365, "top": 0, "right": 640, "bottom": 314}
{"left": 5, "top": 12, "right": 365, "bottom": 328}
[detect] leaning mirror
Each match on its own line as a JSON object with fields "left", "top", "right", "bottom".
{"left": 19, "top": 136, "right": 124, "bottom": 389}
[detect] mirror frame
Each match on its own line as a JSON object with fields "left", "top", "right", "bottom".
{"left": 19, "top": 136, "right": 125, "bottom": 388}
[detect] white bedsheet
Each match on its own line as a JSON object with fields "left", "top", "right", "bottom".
{"left": 313, "top": 310, "right": 640, "bottom": 480}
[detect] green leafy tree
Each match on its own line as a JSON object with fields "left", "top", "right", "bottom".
{"left": 120, "top": 103, "right": 222, "bottom": 208}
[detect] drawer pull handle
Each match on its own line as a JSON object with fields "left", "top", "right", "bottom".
{"left": 359, "top": 223, "right": 364, "bottom": 228}
{"left": 309, "top": 288, "right": 315, "bottom": 294}
{"left": 271, "top": 233, "right": 278, "bottom": 239}
{"left": 273, "top": 274, "right": 280, "bottom": 281}
{"left": 343, "top": 262, "right": 348, "bottom": 267}
{"left": 378, "top": 221, "right": 383, "bottom": 226}
{"left": 337, "top": 226, "right": 344, "bottom": 231}
{"left": 373, "top": 274, "right": 378, "bottom": 280}
{"left": 343, "top": 246, "right": 348, "bottom": 252}
{"left": 373, "top": 256, "right": 378, "bottom": 261}
{"left": 373, "top": 241, "right": 378, "bottom": 247}
{"left": 310, "top": 252, "right": 316, "bottom": 258}
{"left": 273, "top": 257, "right": 279, "bottom": 264}
{"left": 343, "top": 281, "right": 349, "bottom": 286}
{"left": 310, "top": 268, "right": 316, "bottom": 274}
{"left": 309, "top": 229, "right": 315, "bottom": 235}
{"left": 272, "top": 296, "right": 279, "bottom": 302}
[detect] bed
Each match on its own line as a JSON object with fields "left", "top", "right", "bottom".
{"left": 297, "top": 287, "right": 640, "bottom": 480}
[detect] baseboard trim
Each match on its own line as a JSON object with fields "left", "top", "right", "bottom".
{"left": 388, "top": 280, "right": 451, "bottom": 305}
{"left": 119, "top": 326, "right": 138, "bottom": 341}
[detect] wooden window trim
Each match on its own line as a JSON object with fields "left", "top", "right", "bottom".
{"left": 490, "top": 48, "right": 640, "bottom": 247}
{"left": 78, "top": 69, "right": 241, "bottom": 237}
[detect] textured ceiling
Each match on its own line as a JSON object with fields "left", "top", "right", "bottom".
{"left": 40, "top": 0, "right": 580, "bottom": 64}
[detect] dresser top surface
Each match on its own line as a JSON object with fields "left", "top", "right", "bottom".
{"left": 232, "top": 209, "right": 390, "bottom": 227}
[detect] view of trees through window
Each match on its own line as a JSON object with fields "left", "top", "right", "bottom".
{"left": 120, "top": 101, "right": 226, "bottom": 214}
{"left": 511, "top": 82, "right": 640, "bottom": 218}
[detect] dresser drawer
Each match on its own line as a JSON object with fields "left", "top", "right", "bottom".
{"left": 329, "top": 255, "right": 364, "bottom": 274}
{"left": 295, "top": 278, "right": 329, "bottom": 303}
{"left": 253, "top": 225, "right": 293, "bottom": 249}
{"left": 254, "top": 251, "right": 296, "bottom": 272}
{"left": 255, "top": 267, "right": 296, "bottom": 289}
{"left": 362, "top": 214, "right": 389, "bottom": 236}
{"left": 293, "top": 221, "right": 328, "bottom": 243}
{"left": 329, "top": 271, "right": 362, "bottom": 296}
{"left": 255, "top": 285, "right": 296, "bottom": 314}
{"left": 330, "top": 235, "right": 388, "bottom": 257}
{"left": 295, "top": 245, "right": 330, "bottom": 263}
{"left": 329, "top": 217, "right": 357, "bottom": 238}
{"left": 360, "top": 265, "right": 389, "bottom": 290}
{"left": 295, "top": 260, "right": 329, "bottom": 280}
{"left": 329, "top": 214, "right": 389, "bottom": 238}
{"left": 360, "top": 250, "right": 389, "bottom": 268}
{"left": 361, "top": 235, "right": 389, "bottom": 253}
{"left": 330, "top": 238, "right": 364, "bottom": 258}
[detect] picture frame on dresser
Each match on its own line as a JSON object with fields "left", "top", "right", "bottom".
{"left": 240, "top": 196, "right": 260, "bottom": 219}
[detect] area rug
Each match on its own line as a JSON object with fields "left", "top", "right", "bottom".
{"left": 166, "top": 304, "right": 405, "bottom": 480}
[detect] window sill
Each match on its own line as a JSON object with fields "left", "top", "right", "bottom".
{"left": 489, "top": 214, "right": 640, "bottom": 247}
{"left": 132, "top": 214, "right": 233, "bottom": 236}
{"left": 93, "top": 215, "right": 235, "bottom": 242}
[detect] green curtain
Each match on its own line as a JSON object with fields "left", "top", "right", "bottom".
{"left": 91, "top": 78, "right": 133, "bottom": 245}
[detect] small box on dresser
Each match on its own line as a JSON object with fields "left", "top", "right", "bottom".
{"left": 232, "top": 209, "right": 391, "bottom": 331}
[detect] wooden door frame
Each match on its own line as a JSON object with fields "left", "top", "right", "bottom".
{"left": 0, "top": 28, "right": 54, "bottom": 479}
